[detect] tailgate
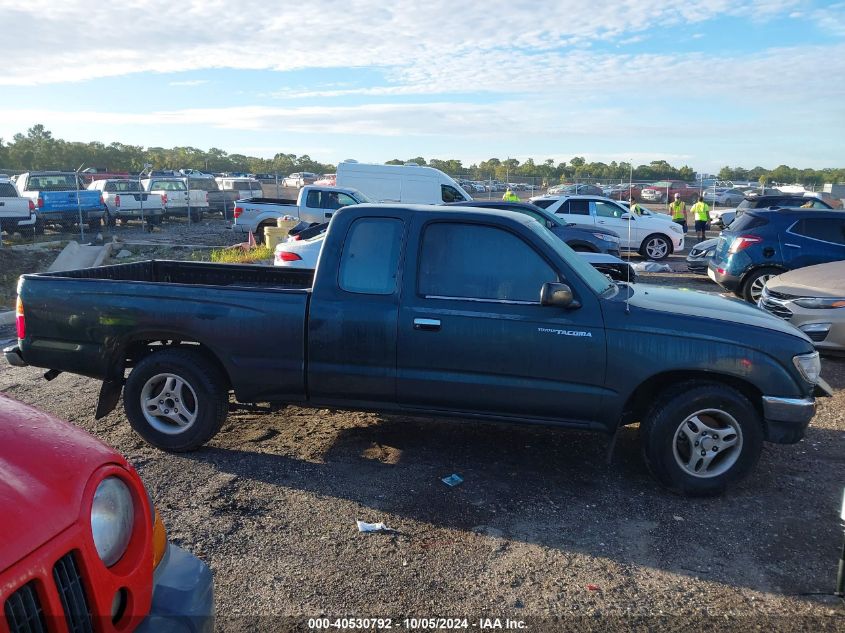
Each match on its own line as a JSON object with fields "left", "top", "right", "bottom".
{"left": 41, "top": 190, "right": 102, "bottom": 211}
{"left": 0, "top": 198, "right": 31, "bottom": 218}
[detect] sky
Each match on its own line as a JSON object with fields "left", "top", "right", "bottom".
{"left": 1, "top": 0, "right": 843, "bottom": 173}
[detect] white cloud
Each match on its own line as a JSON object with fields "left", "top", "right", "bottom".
{"left": 168, "top": 79, "right": 209, "bottom": 86}
{"left": 0, "top": 0, "right": 812, "bottom": 86}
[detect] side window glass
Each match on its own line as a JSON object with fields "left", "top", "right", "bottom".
{"left": 306, "top": 190, "right": 320, "bottom": 208}
{"left": 441, "top": 184, "right": 464, "bottom": 203}
{"left": 568, "top": 199, "right": 590, "bottom": 215}
{"left": 792, "top": 218, "right": 845, "bottom": 244}
{"left": 594, "top": 201, "right": 621, "bottom": 218}
{"left": 419, "top": 223, "right": 556, "bottom": 302}
{"left": 337, "top": 193, "right": 357, "bottom": 207}
{"left": 338, "top": 218, "right": 403, "bottom": 295}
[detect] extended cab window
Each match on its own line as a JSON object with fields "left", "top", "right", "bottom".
{"left": 339, "top": 218, "right": 404, "bottom": 295}
{"left": 419, "top": 223, "right": 556, "bottom": 303}
{"left": 441, "top": 185, "right": 466, "bottom": 203}
{"left": 0, "top": 183, "right": 18, "bottom": 197}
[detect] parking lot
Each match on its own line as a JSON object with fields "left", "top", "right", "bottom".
{"left": 0, "top": 220, "right": 843, "bottom": 630}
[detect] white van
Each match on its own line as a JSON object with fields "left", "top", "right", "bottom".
{"left": 335, "top": 160, "right": 471, "bottom": 204}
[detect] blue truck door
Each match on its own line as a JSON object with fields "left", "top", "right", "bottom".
{"left": 397, "top": 219, "right": 607, "bottom": 423}
{"left": 307, "top": 216, "right": 405, "bottom": 405}
{"left": 782, "top": 216, "right": 845, "bottom": 268}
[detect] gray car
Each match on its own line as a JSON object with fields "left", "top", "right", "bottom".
{"left": 759, "top": 260, "right": 845, "bottom": 355}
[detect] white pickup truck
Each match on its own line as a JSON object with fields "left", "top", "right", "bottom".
{"left": 88, "top": 179, "right": 165, "bottom": 225}
{"left": 231, "top": 185, "right": 371, "bottom": 239}
{"left": 141, "top": 177, "right": 209, "bottom": 222}
{"left": 0, "top": 177, "right": 36, "bottom": 236}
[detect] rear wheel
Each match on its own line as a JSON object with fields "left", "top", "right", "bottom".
{"left": 124, "top": 348, "right": 228, "bottom": 452}
{"left": 639, "top": 234, "right": 671, "bottom": 260}
{"left": 640, "top": 382, "right": 763, "bottom": 496}
{"left": 741, "top": 267, "right": 780, "bottom": 303}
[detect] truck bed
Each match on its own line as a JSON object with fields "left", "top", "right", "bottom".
{"left": 40, "top": 259, "right": 315, "bottom": 289}
{"left": 19, "top": 260, "right": 314, "bottom": 402}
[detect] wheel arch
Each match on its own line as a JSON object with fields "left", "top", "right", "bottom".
{"left": 566, "top": 240, "right": 599, "bottom": 253}
{"left": 619, "top": 370, "right": 764, "bottom": 429}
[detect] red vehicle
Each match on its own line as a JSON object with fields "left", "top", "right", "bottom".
{"left": 0, "top": 394, "right": 213, "bottom": 632}
{"left": 640, "top": 180, "right": 699, "bottom": 204}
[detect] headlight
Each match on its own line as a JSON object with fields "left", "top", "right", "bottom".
{"left": 91, "top": 477, "right": 134, "bottom": 567}
{"left": 668, "top": 223, "right": 683, "bottom": 234}
{"left": 794, "top": 297, "right": 845, "bottom": 309}
{"left": 792, "top": 351, "right": 821, "bottom": 385}
{"left": 593, "top": 232, "right": 620, "bottom": 243}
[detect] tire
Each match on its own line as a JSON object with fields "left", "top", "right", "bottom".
{"left": 639, "top": 234, "right": 671, "bottom": 260}
{"left": 190, "top": 210, "right": 204, "bottom": 223}
{"left": 741, "top": 267, "right": 781, "bottom": 304}
{"left": 88, "top": 217, "right": 102, "bottom": 231}
{"left": 256, "top": 222, "right": 273, "bottom": 245}
{"left": 104, "top": 209, "right": 116, "bottom": 228}
{"left": 123, "top": 349, "right": 228, "bottom": 452}
{"left": 640, "top": 381, "right": 763, "bottom": 496}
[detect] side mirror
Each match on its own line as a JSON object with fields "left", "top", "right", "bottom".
{"left": 620, "top": 213, "right": 633, "bottom": 220}
{"left": 540, "top": 282, "right": 580, "bottom": 309}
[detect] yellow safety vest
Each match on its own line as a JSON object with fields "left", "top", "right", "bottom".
{"left": 503, "top": 191, "right": 519, "bottom": 202}
{"left": 691, "top": 202, "right": 710, "bottom": 222}
{"left": 669, "top": 201, "right": 686, "bottom": 219}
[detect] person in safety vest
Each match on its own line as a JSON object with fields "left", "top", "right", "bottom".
{"left": 502, "top": 188, "right": 520, "bottom": 202}
{"left": 630, "top": 201, "right": 644, "bottom": 216}
{"left": 668, "top": 193, "right": 687, "bottom": 233}
{"left": 690, "top": 195, "right": 711, "bottom": 241}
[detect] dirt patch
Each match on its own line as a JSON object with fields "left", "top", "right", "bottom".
{"left": 0, "top": 246, "right": 63, "bottom": 310}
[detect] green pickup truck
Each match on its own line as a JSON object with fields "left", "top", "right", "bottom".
{"left": 4, "top": 204, "right": 832, "bottom": 496}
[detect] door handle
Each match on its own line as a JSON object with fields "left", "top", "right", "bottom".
{"left": 784, "top": 243, "right": 801, "bottom": 249}
{"left": 413, "top": 318, "right": 441, "bottom": 331}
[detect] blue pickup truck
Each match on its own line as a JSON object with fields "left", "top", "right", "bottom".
{"left": 13, "top": 171, "right": 105, "bottom": 231}
{"left": 4, "top": 204, "right": 831, "bottom": 496}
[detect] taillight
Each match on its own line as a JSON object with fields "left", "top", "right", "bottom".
{"left": 28, "top": 199, "right": 34, "bottom": 212}
{"left": 37, "top": 196, "right": 44, "bottom": 208}
{"left": 205, "top": 193, "right": 209, "bottom": 203}
{"left": 115, "top": 195, "right": 121, "bottom": 208}
{"left": 99, "top": 195, "right": 104, "bottom": 205}
{"left": 277, "top": 251, "right": 302, "bottom": 262}
{"left": 161, "top": 194, "right": 168, "bottom": 205}
{"left": 234, "top": 206, "right": 243, "bottom": 219}
{"left": 15, "top": 296, "right": 25, "bottom": 340}
{"left": 728, "top": 235, "right": 762, "bottom": 254}
{"left": 291, "top": 234, "right": 302, "bottom": 241}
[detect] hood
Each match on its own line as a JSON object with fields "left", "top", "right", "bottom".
{"left": 767, "top": 261, "right": 845, "bottom": 297}
{"left": 0, "top": 395, "right": 124, "bottom": 572}
{"left": 690, "top": 238, "right": 719, "bottom": 252}
{"left": 625, "top": 284, "right": 812, "bottom": 340}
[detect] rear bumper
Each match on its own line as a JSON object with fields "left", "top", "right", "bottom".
{"left": 37, "top": 208, "right": 103, "bottom": 220}
{"left": 3, "top": 344, "right": 26, "bottom": 368}
{"left": 135, "top": 544, "right": 214, "bottom": 633}
{"left": 707, "top": 264, "right": 742, "bottom": 292}
{"left": 114, "top": 208, "right": 164, "bottom": 218}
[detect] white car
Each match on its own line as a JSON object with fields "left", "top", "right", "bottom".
{"left": 531, "top": 195, "right": 683, "bottom": 260}
{"left": 274, "top": 233, "right": 323, "bottom": 268}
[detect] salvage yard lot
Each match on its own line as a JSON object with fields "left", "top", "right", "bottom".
{"left": 0, "top": 227, "right": 843, "bottom": 630}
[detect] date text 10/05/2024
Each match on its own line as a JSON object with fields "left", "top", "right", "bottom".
{"left": 307, "top": 617, "right": 527, "bottom": 630}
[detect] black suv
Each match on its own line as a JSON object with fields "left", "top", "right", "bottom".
{"left": 716, "top": 195, "right": 833, "bottom": 228}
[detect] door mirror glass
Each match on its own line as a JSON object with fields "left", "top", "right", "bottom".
{"left": 540, "top": 282, "right": 580, "bottom": 308}
{"left": 620, "top": 212, "right": 633, "bottom": 220}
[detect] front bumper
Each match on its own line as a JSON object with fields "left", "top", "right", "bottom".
{"left": 761, "top": 378, "right": 832, "bottom": 443}
{"left": 686, "top": 256, "right": 709, "bottom": 273}
{"left": 135, "top": 543, "right": 214, "bottom": 633}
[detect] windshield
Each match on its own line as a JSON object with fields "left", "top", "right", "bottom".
{"left": 524, "top": 218, "right": 614, "bottom": 295}
{"left": 352, "top": 190, "right": 373, "bottom": 203}
{"left": 27, "top": 174, "right": 80, "bottom": 191}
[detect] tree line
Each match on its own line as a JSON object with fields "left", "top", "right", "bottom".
{"left": 2, "top": 125, "right": 842, "bottom": 186}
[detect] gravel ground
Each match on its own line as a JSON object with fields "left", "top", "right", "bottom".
{"left": 1, "top": 232, "right": 844, "bottom": 631}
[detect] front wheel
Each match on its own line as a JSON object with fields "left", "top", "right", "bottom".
{"left": 639, "top": 234, "right": 671, "bottom": 260}
{"left": 640, "top": 382, "right": 763, "bottom": 496}
{"left": 741, "top": 267, "right": 780, "bottom": 303}
{"left": 124, "top": 349, "right": 228, "bottom": 452}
